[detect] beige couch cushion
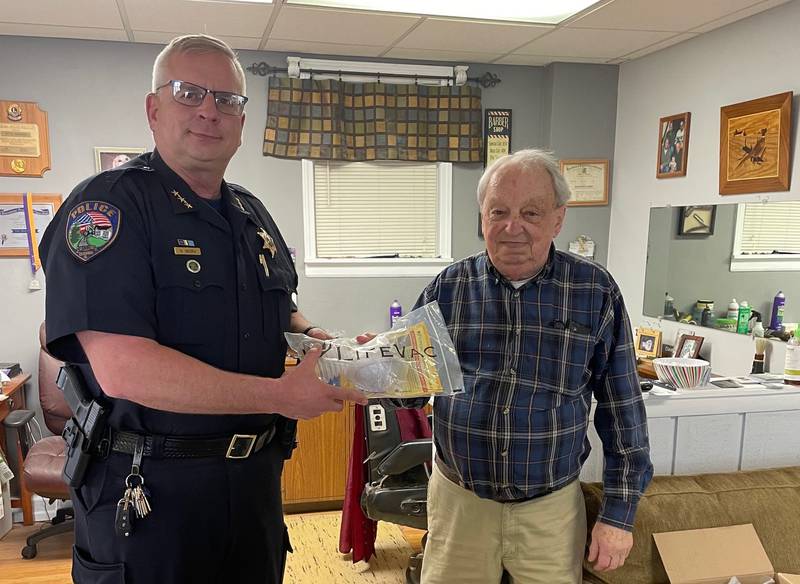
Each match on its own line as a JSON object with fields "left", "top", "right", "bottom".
{"left": 582, "top": 466, "right": 800, "bottom": 584}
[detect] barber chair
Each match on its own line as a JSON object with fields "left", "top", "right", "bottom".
{"left": 3, "top": 323, "right": 73, "bottom": 558}
{"left": 361, "top": 402, "right": 432, "bottom": 584}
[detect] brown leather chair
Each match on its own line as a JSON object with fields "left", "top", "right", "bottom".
{"left": 3, "top": 323, "right": 73, "bottom": 559}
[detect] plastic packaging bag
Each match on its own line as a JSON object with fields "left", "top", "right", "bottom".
{"left": 285, "top": 301, "right": 464, "bottom": 398}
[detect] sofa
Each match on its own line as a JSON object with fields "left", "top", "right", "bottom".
{"left": 581, "top": 466, "right": 800, "bottom": 583}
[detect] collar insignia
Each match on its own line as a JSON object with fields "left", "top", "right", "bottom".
{"left": 172, "top": 189, "right": 193, "bottom": 209}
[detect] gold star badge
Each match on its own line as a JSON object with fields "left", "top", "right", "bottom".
{"left": 256, "top": 228, "right": 277, "bottom": 258}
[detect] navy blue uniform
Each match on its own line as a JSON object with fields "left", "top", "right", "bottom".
{"left": 40, "top": 151, "right": 297, "bottom": 583}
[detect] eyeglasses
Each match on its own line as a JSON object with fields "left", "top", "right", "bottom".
{"left": 155, "top": 80, "right": 248, "bottom": 116}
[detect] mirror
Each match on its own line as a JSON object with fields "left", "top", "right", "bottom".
{"left": 643, "top": 201, "right": 799, "bottom": 336}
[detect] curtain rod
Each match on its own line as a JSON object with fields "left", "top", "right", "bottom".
{"left": 245, "top": 62, "right": 501, "bottom": 88}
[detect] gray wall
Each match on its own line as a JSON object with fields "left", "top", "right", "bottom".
{"left": 544, "top": 63, "right": 618, "bottom": 266}
{"left": 0, "top": 35, "right": 617, "bottom": 416}
{"left": 643, "top": 204, "right": 799, "bottom": 323}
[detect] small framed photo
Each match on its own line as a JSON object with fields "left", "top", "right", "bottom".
{"left": 675, "top": 334, "right": 704, "bottom": 359}
{"left": 678, "top": 205, "right": 716, "bottom": 236}
{"left": 719, "top": 91, "right": 792, "bottom": 195}
{"left": 94, "top": 147, "right": 146, "bottom": 173}
{"left": 635, "top": 327, "right": 662, "bottom": 359}
{"left": 657, "top": 112, "right": 690, "bottom": 178}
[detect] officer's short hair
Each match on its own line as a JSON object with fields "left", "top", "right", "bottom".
{"left": 477, "top": 148, "right": 572, "bottom": 210}
{"left": 152, "top": 34, "right": 246, "bottom": 95}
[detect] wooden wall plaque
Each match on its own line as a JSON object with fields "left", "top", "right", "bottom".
{"left": 0, "top": 100, "right": 51, "bottom": 177}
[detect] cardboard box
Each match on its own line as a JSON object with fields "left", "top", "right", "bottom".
{"left": 654, "top": 524, "right": 800, "bottom": 584}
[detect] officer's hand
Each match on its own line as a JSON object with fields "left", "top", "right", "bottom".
{"left": 277, "top": 348, "right": 367, "bottom": 420}
{"left": 355, "top": 331, "right": 376, "bottom": 344}
{"left": 306, "top": 327, "right": 334, "bottom": 341}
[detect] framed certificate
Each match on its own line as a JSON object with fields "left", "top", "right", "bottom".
{"left": 0, "top": 193, "right": 61, "bottom": 256}
{"left": 559, "top": 159, "right": 609, "bottom": 206}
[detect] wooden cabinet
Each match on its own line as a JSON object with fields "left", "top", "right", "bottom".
{"left": 281, "top": 360, "right": 355, "bottom": 511}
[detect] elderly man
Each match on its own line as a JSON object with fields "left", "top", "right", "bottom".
{"left": 39, "top": 35, "right": 366, "bottom": 584}
{"left": 406, "top": 149, "right": 652, "bottom": 583}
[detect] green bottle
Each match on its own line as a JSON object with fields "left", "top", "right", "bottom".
{"left": 736, "top": 301, "right": 751, "bottom": 334}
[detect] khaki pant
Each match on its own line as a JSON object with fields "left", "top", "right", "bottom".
{"left": 421, "top": 464, "right": 586, "bottom": 584}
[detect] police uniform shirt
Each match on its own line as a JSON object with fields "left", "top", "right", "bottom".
{"left": 39, "top": 151, "right": 298, "bottom": 437}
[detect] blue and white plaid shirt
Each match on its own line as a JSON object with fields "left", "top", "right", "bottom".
{"left": 412, "top": 247, "right": 652, "bottom": 531}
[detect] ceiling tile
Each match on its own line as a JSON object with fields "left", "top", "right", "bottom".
{"left": 270, "top": 6, "right": 419, "bottom": 47}
{"left": 493, "top": 54, "right": 610, "bottom": 66}
{"left": 689, "top": 0, "right": 791, "bottom": 33}
{"left": 383, "top": 47, "right": 504, "bottom": 63}
{"left": 134, "top": 30, "right": 261, "bottom": 50}
{"left": 262, "top": 39, "right": 385, "bottom": 58}
{"left": 514, "top": 27, "right": 675, "bottom": 59}
{"left": 126, "top": 0, "right": 272, "bottom": 38}
{"left": 395, "top": 18, "right": 551, "bottom": 53}
{"left": 0, "top": 0, "right": 123, "bottom": 28}
{"left": 0, "top": 23, "right": 127, "bottom": 42}
{"left": 620, "top": 32, "right": 698, "bottom": 60}
{"left": 569, "top": 0, "right": 766, "bottom": 31}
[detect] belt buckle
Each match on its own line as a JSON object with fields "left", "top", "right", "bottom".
{"left": 226, "top": 434, "right": 257, "bottom": 459}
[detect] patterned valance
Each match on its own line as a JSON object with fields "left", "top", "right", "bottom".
{"left": 263, "top": 77, "right": 482, "bottom": 162}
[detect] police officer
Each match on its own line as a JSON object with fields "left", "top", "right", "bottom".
{"left": 39, "top": 34, "right": 367, "bottom": 584}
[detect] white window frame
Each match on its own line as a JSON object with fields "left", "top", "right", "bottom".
{"left": 301, "top": 160, "right": 453, "bottom": 277}
{"left": 730, "top": 202, "right": 800, "bottom": 272}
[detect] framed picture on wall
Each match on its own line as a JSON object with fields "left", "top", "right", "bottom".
{"left": 719, "top": 91, "right": 792, "bottom": 195}
{"left": 0, "top": 193, "right": 62, "bottom": 256}
{"left": 635, "top": 327, "right": 662, "bottom": 359}
{"left": 677, "top": 205, "right": 716, "bottom": 236}
{"left": 559, "top": 159, "right": 609, "bottom": 206}
{"left": 94, "top": 147, "right": 146, "bottom": 173}
{"left": 656, "top": 112, "right": 690, "bottom": 178}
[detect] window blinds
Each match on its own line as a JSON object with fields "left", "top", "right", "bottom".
{"left": 738, "top": 201, "right": 800, "bottom": 255}
{"left": 313, "top": 161, "right": 439, "bottom": 258}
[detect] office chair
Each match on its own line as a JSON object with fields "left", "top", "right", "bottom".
{"left": 3, "top": 322, "right": 73, "bottom": 559}
{"left": 361, "top": 402, "right": 432, "bottom": 584}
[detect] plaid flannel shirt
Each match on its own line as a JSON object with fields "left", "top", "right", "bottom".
{"left": 410, "top": 247, "right": 653, "bottom": 531}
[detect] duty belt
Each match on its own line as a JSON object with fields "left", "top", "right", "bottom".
{"left": 110, "top": 426, "right": 276, "bottom": 460}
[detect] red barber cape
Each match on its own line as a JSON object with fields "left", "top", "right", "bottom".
{"left": 339, "top": 404, "right": 431, "bottom": 563}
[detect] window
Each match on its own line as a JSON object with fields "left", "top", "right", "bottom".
{"left": 730, "top": 201, "right": 800, "bottom": 272}
{"left": 302, "top": 160, "right": 453, "bottom": 277}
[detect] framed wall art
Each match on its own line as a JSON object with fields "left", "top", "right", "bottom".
{"left": 677, "top": 205, "right": 716, "bottom": 236}
{"left": 657, "top": 112, "right": 690, "bottom": 178}
{"left": 0, "top": 193, "right": 61, "bottom": 256}
{"left": 560, "top": 159, "right": 609, "bottom": 206}
{"left": 94, "top": 147, "right": 146, "bottom": 173}
{"left": 719, "top": 91, "right": 792, "bottom": 195}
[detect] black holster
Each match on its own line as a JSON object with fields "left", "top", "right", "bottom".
{"left": 275, "top": 416, "right": 298, "bottom": 460}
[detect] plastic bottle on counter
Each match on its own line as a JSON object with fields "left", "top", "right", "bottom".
{"left": 736, "top": 301, "right": 751, "bottom": 334}
{"left": 389, "top": 299, "right": 402, "bottom": 328}
{"left": 784, "top": 328, "right": 800, "bottom": 386}
{"left": 726, "top": 299, "right": 739, "bottom": 320}
{"left": 664, "top": 292, "right": 674, "bottom": 317}
{"left": 769, "top": 291, "right": 786, "bottom": 331}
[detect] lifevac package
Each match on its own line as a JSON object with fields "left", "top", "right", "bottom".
{"left": 285, "top": 301, "right": 464, "bottom": 398}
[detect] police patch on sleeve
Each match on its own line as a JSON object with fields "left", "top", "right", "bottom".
{"left": 65, "top": 200, "right": 122, "bottom": 262}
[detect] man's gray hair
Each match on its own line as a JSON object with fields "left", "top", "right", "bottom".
{"left": 152, "top": 34, "right": 246, "bottom": 95}
{"left": 477, "top": 148, "right": 572, "bottom": 209}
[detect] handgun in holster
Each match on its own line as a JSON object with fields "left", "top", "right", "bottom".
{"left": 58, "top": 365, "right": 109, "bottom": 488}
{"left": 275, "top": 416, "right": 298, "bottom": 461}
